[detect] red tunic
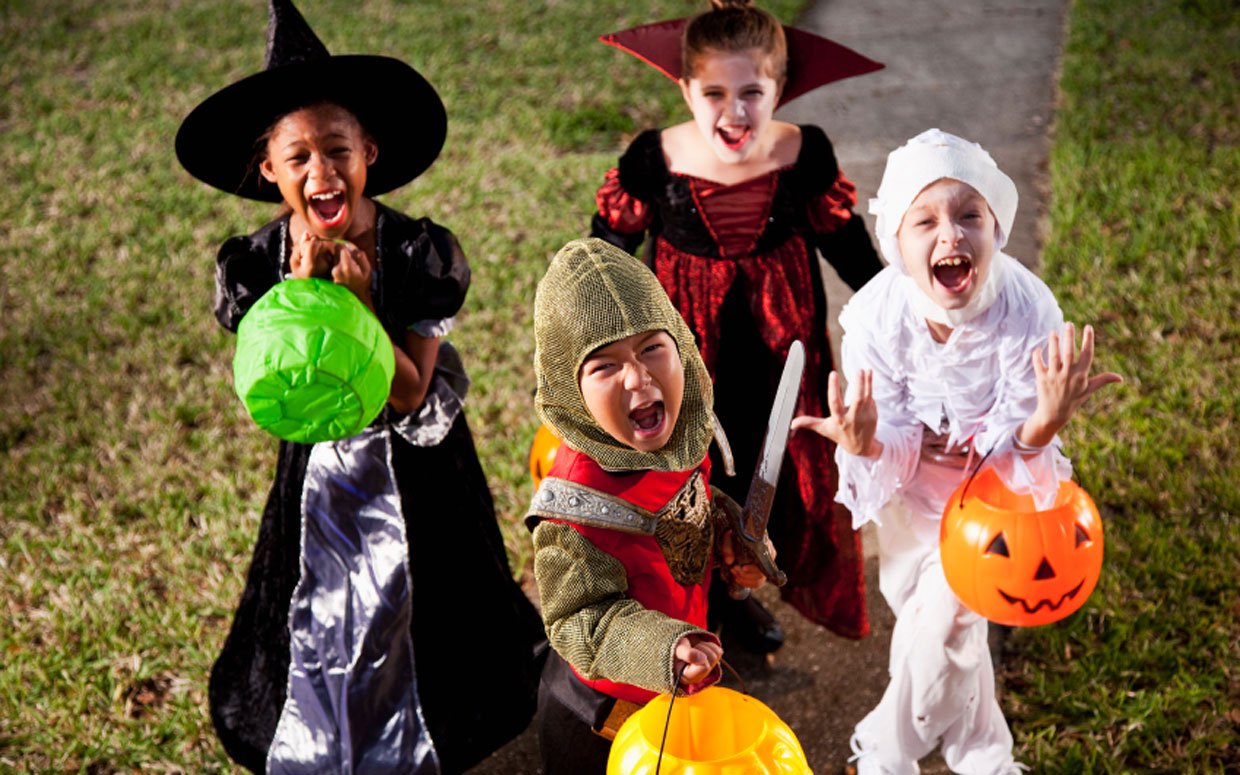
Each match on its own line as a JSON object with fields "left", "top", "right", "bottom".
{"left": 591, "top": 125, "right": 882, "bottom": 639}
{"left": 545, "top": 445, "right": 715, "bottom": 704}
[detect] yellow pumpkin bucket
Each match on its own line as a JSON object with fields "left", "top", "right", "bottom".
{"left": 607, "top": 686, "right": 810, "bottom": 774}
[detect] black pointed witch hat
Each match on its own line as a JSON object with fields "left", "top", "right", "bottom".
{"left": 175, "top": 0, "right": 446, "bottom": 202}
{"left": 600, "top": 17, "right": 883, "bottom": 107}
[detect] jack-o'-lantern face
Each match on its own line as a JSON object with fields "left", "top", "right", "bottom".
{"left": 940, "top": 468, "right": 1104, "bottom": 627}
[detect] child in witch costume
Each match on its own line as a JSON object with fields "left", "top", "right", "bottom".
{"left": 792, "top": 130, "right": 1122, "bottom": 772}
{"left": 174, "top": 1, "right": 545, "bottom": 772}
{"left": 527, "top": 238, "right": 772, "bottom": 774}
{"left": 592, "top": 0, "right": 885, "bottom": 652}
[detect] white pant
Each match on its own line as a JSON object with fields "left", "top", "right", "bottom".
{"left": 852, "top": 497, "right": 1018, "bottom": 775}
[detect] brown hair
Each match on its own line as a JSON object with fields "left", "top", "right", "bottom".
{"left": 682, "top": 0, "right": 787, "bottom": 84}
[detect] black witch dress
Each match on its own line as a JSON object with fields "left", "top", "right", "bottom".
{"left": 208, "top": 202, "right": 546, "bottom": 774}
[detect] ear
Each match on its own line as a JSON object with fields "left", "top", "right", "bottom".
{"left": 364, "top": 139, "right": 378, "bottom": 167}
{"left": 259, "top": 155, "right": 277, "bottom": 184}
{"left": 679, "top": 78, "right": 694, "bottom": 110}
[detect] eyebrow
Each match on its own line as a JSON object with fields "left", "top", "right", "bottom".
{"left": 701, "top": 81, "right": 764, "bottom": 91}
{"left": 279, "top": 132, "right": 352, "bottom": 151}
{"left": 585, "top": 331, "right": 667, "bottom": 361}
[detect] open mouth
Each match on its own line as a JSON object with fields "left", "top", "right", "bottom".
{"left": 308, "top": 191, "right": 347, "bottom": 227}
{"left": 629, "top": 401, "right": 667, "bottom": 439}
{"left": 717, "top": 125, "right": 752, "bottom": 151}
{"left": 998, "top": 579, "right": 1085, "bottom": 614}
{"left": 932, "top": 255, "right": 974, "bottom": 294}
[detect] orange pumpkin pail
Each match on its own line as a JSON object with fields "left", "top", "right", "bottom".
{"left": 940, "top": 468, "right": 1104, "bottom": 627}
{"left": 529, "top": 423, "right": 562, "bottom": 489}
{"left": 607, "top": 686, "right": 810, "bottom": 774}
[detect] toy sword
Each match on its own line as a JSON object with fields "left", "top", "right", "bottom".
{"left": 722, "top": 340, "right": 804, "bottom": 598}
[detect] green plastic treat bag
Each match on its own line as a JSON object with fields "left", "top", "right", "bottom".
{"left": 233, "top": 278, "right": 395, "bottom": 443}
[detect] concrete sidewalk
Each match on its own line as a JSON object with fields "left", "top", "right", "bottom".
{"left": 473, "top": 1, "right": 1068, "bottom": 771}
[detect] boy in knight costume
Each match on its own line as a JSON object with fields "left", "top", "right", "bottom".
{"left": 527, "top": 238, "right": 770, "bottom": 774}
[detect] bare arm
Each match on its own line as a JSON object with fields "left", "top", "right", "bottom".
{"left": 321, "top": 236, "right": 441, "bottom": 414}
{"left": 388, "top": 331, "right": 438, "bottom": 414}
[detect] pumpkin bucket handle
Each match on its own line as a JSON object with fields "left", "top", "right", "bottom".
{"left": 654, "top": 659, "right": 748, "bottom": 773}
{"left": 655, "top": 663, "right": 689, "bottom": 774}
{"left": 957, "top": 444, "right": 998, "bottom": 509}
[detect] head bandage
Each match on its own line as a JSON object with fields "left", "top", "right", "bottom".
{"left": 869, "top": 128, "right": 1019, "bottom": 325}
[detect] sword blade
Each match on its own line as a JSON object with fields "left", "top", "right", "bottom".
{"left": 740, "top": 340, "right": 805, "bottom": 538}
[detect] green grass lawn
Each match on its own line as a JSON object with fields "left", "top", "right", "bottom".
{"left": 0, "top": 0, "right": 1235, "bottom": 770}
{"left": 999, "top": 0, "right": 1239, "bottom": 771}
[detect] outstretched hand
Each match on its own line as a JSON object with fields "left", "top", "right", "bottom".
{"left": 790, "top": 370, "right": 879, "bottom": 458}
{"left": 673, "top": 634, "right": 723, "bottom": 687}
{"left": 1021, "top": 323, "right": 1123, "bottom": 447}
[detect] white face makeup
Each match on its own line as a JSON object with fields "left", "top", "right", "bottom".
{"left": 896, "top": 179, "right": 998, "bottom": 312}
{"left": 680, "top": 49, "right": 781, "bottom": 164}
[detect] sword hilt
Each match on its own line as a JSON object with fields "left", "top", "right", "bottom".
{"left": 714, "top": 490, "right": 787, "bottom": 599}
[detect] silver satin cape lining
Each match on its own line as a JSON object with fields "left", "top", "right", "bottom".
{"left": 266, "top": 345, "right": 468, "bottom": 774}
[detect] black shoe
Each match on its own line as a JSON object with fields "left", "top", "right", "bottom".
{"left": 718, "top": 594, "right": 784, "bottom": 654}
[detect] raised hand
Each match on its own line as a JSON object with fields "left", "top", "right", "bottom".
{"left": 1021, "top": 323, "right": 1123, "bottom": 447}
{"left": 790, "top": 370, "right": 879, "bottom": 458}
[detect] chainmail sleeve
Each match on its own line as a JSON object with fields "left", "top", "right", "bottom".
{"left": 532, "top": 521, "right": 707, "bottom": 694}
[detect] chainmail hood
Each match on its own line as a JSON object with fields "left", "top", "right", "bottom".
{"left": 534, "top": 239, "right": 713, "bottom": 472}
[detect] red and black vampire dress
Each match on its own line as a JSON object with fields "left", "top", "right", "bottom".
{"left": 591, "top": 125, "right": 882, "bottom": 639}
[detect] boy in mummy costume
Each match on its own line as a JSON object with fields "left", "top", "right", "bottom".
{"left": 792, "top": 129, "right": 1120, "bottom": 773}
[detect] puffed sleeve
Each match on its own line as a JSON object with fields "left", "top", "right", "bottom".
{"left": 833, "top": 283, "right": 924, "bottom": 527}
{"left": 213, "top": 234, "right": 280, "bottom": 333}
{"left": 532, "top": 521, "right": 720, "bottom": 695}
{"left": 810, "top": 171, "right": 885, "bottom": 291}
{"left": 590, "top": 130, "right": 662, "bottom": 256}
{"left": 384, "top": 218, "right": 471, "bottom": 333}
{"left": 795, "top": 126, "right": 884, "bottom": 291}
{"left": 591, "top": 167, "right": 653, "bottom": 255}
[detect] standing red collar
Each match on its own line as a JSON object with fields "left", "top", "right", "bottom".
{"left": 599, "top": 17, "right": 883, "bottom": 107}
